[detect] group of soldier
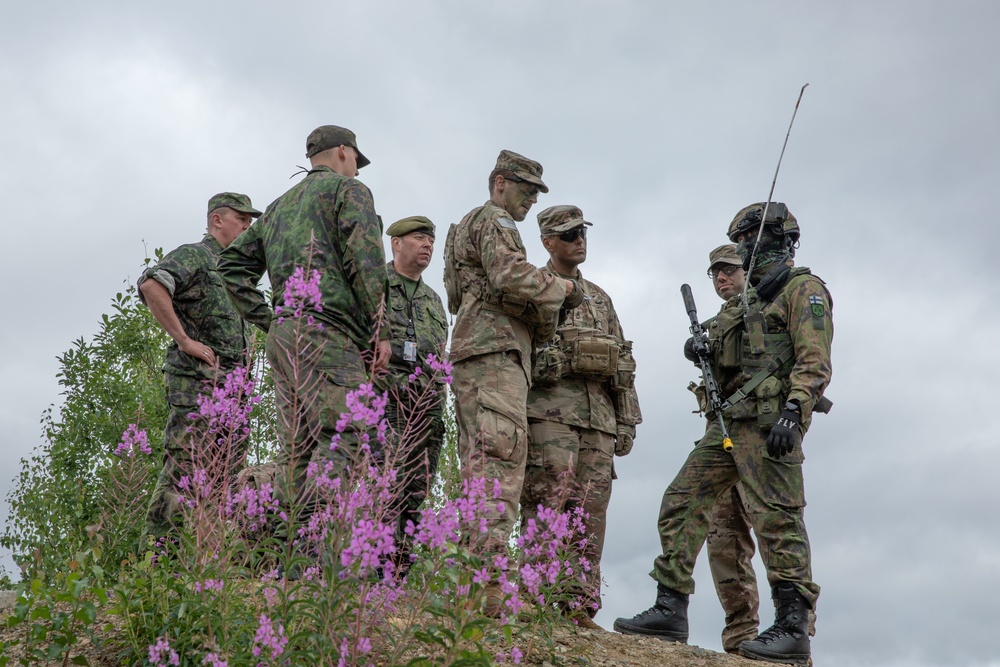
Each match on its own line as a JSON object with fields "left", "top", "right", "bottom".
{"left": 137, "top": 123, "right": 832, "bottom": 666}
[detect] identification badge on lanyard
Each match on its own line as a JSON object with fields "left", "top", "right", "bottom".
{"left": 403, "top": 340, "right": 418, "bottom": 362}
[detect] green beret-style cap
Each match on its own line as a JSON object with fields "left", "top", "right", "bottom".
{"left": 386, "top": 215, "right": 435, "bottom": 238}
{"left": 207, "top": 192, "right": 262, "bottom": 218}
{"left": 495, "top": 149, "right": 548, "bottom": 193}
{"left": 305, "top": 124, "right": 371, "bottom": 168}
{"left": 537, "top": 205, "right": 593, "bottom": 235}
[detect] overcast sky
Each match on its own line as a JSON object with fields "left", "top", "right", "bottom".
{"left": 2, "top": 2, "right": 999, "bottom": 666}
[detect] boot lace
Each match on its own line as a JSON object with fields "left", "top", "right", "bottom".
{"left": 753, "top": 622, "right": 796, "bottom": 645}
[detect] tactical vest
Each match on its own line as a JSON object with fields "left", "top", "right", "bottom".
{"left": 709, "top": 268, "right": 814, "bottom": 426}
{"left": 445, "top": 211, "right": 555, "bottom": 336}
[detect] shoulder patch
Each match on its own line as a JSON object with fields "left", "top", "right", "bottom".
{"left": 809, "top": 295, "right": 825, "bottom": 318}
{"left": 496, "top": 216, "right": 517, "bottom": 230}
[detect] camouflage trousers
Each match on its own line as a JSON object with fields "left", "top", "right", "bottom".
{"left": 706, "top": 482, "right": 759, "bottom": 652}
{"left": 145, "top": 371, "right": 248, "bottom": 539}
{"left": 452, "top": 351, "right": 529, "bottom": 559}
{"left": 381, "top": 395, "right": 445, "bottom": 570}
{"left": 653, "top": 419, "right": 819, "bottom": 611}
{"left": 266, "top": 318, "right": 368, "bottom": 523}
{"left": 521, "top": 419, "right": 615, "bottom": 617}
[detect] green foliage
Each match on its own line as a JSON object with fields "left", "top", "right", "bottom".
{"left": 1, "top": 546, "right": 108, "bottom": 667}
{"left": 2, "top": 280, "right": 170, "bottom": 580}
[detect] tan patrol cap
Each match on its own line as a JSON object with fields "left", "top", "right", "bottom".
{"left": 708, "top": 243, "right": 742, "bottom": 270}
{"left": 537, "top": 205, "right": 593, "bottom": 235}
{"left": 495, "top": 149, "right": 548, "bottom": 193}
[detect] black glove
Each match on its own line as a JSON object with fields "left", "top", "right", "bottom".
{"left": 766, "top": 402, "right": 802, "bottom": 458}
{"left": 683, "top": 336, "right": 709, "bottom": 364}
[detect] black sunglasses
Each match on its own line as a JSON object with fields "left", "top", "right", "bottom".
{"left": 557, "top": 227, "right": 587, "bottom": 243}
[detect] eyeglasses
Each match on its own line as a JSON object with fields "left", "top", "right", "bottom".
{"left": 708, "top": 264, "right": 742, "bottom": 279}
{"left": 558, "top": 227, "right": 587, "bottom": 243}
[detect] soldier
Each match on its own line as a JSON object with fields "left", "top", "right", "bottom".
{"left": 444, "top": 150, "right": 583, "bottom": 614}
{"left": 378, "top": 215, "right": 449, "bottom": 575}
{"left": 139, "top": 192, "right": 261, "bottom": 539}
{"left": 698, "top": 244, "right": 760, "bottom": 654}
{"left": 614, "top": 203, "right": 833, "bottom": 667}
{"left": 521, "top": 205, "right": 641, "bottom": 629}
{"left": 218, "top": 125, "right": 390, "bottom": 527}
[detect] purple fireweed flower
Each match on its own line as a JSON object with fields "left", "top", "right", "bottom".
{"left": 341, "top": 519, "right": 396, "bottom": 571}
{"left": 195, "top": 366, "right": 261, "bottom": 446}
{"left": 425, "top": 353, "right": 453, "bottom": 384}
{"left": 275, "top": 265, "right": 323, "bottom": 325}
{"left": 148, "top": 636, "right": 180, "bottom": 667}
{"left": 225, "top": 483, "right": 280, "bottom": 531}
{"left": 115, "top": 424, "right": 151, "bottom": 458}
{"left": 194, "top": 579, "right": 224, "bottom": 593}
{"left": 251, "top": 614, "right": 288, "bottom": 659}
{"left": 203, "top": 652, "right": 227, "bottom": 667}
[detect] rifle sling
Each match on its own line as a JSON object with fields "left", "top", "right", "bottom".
{"left": 722, "top": 346, "right": 795, "bottom": 409}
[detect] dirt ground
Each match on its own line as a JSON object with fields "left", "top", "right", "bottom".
{"left": 0, "top": 591, "right": 769, "bottom": 666}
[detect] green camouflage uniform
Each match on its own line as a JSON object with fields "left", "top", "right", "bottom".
{"left": 690, "top": 294, "right": 761, "bottom": 652}
{"left": 523, "top": 261, "right": 641, "bottom": 616}
{"left": 377, "top": 261, "right": 449, "bottom": 566}
{"left": 218, "top": 166, "right": 387, "bottom": 512}
{"left": 448, "top": 201, "right": 568, "bottom": 557}
{"left": 139, "top": 233, "right": 249, "bottom": 537}
{"left": 653, "top": 262, "right": 832, "bottom": 615}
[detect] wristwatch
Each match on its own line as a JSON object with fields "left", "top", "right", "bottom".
{"left": 784, "top": 400, "right": 800, "bottom": 412}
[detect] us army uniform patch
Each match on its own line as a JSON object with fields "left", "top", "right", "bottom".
{"left": 497, "top": 216, "right": 518, "bottom": 230}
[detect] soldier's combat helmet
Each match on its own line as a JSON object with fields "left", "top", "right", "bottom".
{"left": 727, "top": 202, "right": 799, "bottom": 243}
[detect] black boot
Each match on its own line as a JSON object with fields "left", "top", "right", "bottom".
{"left": 613, "top": 584, "right": 689, "bottom": 642}
{"left": 739, "top": 582, "right": 811, "bottom": 665}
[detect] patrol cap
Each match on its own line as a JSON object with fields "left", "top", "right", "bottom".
{"left": 708, "top": 243, "right": 742, "bottom": 270}
{"left": 537, "top": 205, "right": 593, "bottom": 235}
{"left": 386, "top": 215, "right": 435, "bottom": 238}
{"left": 207, "top": 192, "right": 263, "bottom": 218}
{"left": 495, "top": 149, "right": 549, "bottom": 193}
{"left": 305, "top": 125, "right": 371, "bottom": 168}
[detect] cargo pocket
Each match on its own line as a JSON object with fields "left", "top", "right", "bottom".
{"left": 475, "top": 387, "right": 526, "bottom": 462}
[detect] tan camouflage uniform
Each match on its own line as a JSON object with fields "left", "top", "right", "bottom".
{"left": 447, "top": 151, "right": 570, "bottom": 560}
{"left": 523, "top": 249, "right": 641, "bottom": 618}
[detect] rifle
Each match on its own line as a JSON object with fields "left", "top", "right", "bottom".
{"left": 681, "top": 284, "right": 734, "bottom": 452}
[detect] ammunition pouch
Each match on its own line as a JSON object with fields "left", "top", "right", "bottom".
{"left": 531, "top": 341, "right": 567, "bottom": 386}
{"left": 611, "top": 340, "right": 637, "bottom": 392}
{"left": 561, "top": 327, "right": 620, "bottom": 381}
{"left": 753, "top": 376, "right": 785, "bottom": 429}
{"left": 613, "top": 384, "right": 642, "bottom": 426}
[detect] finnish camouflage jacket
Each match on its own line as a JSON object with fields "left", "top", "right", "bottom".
{"left": 448, "top": 201, "right": 566, "bottom": 381}
{"left": 217, "top": 166, "right": 388, "bottom": 352}
{"left": 378, "top": 262, "right": 448, "bottom": 411}
{"left": 139, "top": 234, "right": 248, "bottom": 380}
{"left": 708, "top": 263, "right": 833, "bottom": 426}
{"left": 527, "top": 262, "right": 641, "bottom": 436}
